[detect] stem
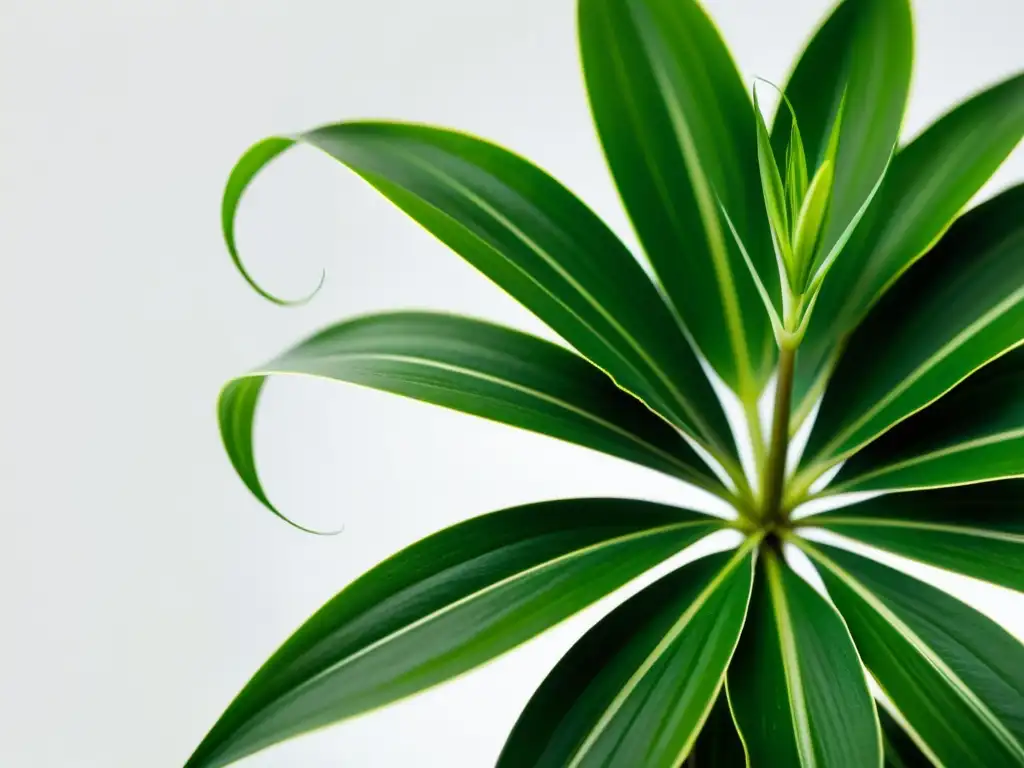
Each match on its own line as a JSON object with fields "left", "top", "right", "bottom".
{"left": 762, "top": 341, "right": 796, "bottom": 523}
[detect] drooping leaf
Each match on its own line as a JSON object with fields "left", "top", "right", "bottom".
{"left": 187, "top": 499, "right": 720, "bottom": 768}
{"left": 728, "top": 548, "right": 880, "bottom": 767}
{"left": 220, "top": 312, "right": 730, "bottom": 526}
{"left": 800, "top": 184, "right": 1024, "bottom": 475}
{"left": 579, "top": 0, "right": 777, "bottom": 396}
{"left": 497, "top": 544, "right": 755, "bottom": 767}
{"left": 805, "top": 481, "right": 1024, "bottom": 591}
{"left": 223, "top": 122, "right": 736, "bottom": 460}
{"left": 829, "top": 342, "right": 1024, "bottom": 495}
{"left": 878, "top": 706, "right": 935, "bottom": 768}
{"left": 794, "top": 73, "right": 1024, "bottom": 417}
{"left": 690, "top": 692, "right": 748, "bottom": 766}
{"left": 801, "top": 540, "right": 1024, "bottom": 766}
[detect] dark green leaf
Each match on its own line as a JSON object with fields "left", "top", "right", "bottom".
{"left": 187, "top": 498, "right": 720, "bottom": 767}
{"left": 800, "top": 184, "right": 1024, "bottom": 476}
{"left": 878, "top": 706, "right": 935, "bottom": 768}
{"left": 801, "top": 540, "right": 1024, "bottom": 766}
{"left": 830, "top": 344, "right": 1024, "bottom": 495}
{"left": 728, "top": 549, "right": 880, "bottom": 767}
{"left": 579, "top": 0, "right": 777, "bottom": 396}
{"left": 805, "top": 481, "right": 1024, "bottom": 591}
{"left": 497, "top": 544, "right": 755, "bottom": 767}
{"left": 223, "top": 122, "right": 737, "bottom": 460}
{"left": 220, "top": 312, "right": 729, "bottom": 526}
{"left": 794, "top": 73, "right": 1024, "bottom": 417}
{"left": 689, "top": 692, "right": 748, "bottom": 767}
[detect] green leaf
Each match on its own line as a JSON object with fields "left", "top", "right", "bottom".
{"left": 754, "top": 87, "right": 793, "bottom": 274}
{"left": 800, "top": 184, "right": 1024, "bottom": 475}
{"left": 829, "top": 343, "right": 1024, "bottom": 495}
{"left": 187, "top": 499, "right": 720, "bottom": 768}
{"left": 804, "top": 481, "right": 1024, "bottom": 592}
{"left": 579, "top": 0, "right": 777, "bottom": 396}
{"left": 220, "top": 312, "right": 729, "bottom": 526}
{"left": 728, "top": 549, "right": 880, "bottom": 767}
{"left": 878, "top": 706, "right": 934, "bottom": 768}
{"left": 223, "top": 122, "right": 737, "bottom": 462}
{"left": 813, "top": 0, "right": 913, "bottom": 272}
{"left": 791, "top": 159, "right": 834, "bottom": 291}
{"left": 794, "top": 73, "right": 1024, "bottom": 418}
{"left": 800, "top": 540, "right": 1024, "bottom": 766}
{"left": 496, "top": 543, "right": 755, "bottom": 767}
{"left": 690, "top": 692, "right": 748, "bottom": 766}
{"left": 785, "top": 115, "right": 810, "bottom": 226}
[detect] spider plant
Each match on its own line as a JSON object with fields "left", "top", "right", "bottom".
{"left": 188, "top": 0, "right": 1024, "bottom": 765}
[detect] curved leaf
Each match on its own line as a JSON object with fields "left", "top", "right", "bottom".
{"left": 794, "top": 73, "right": 1024, "bottom": 416}
{"left": 497, "top": 543, "right": 755, "bottom": 767}
{"left": 800, "top": 184, "right": 1024, "bottom": 474}
{"left": 187, "top": 498, "right": 720, "bottom": 768}
{"left": 690, "top": 692, "right": 748, "bottom": 766}
{"left": 800, "top": 540, "right": 1024, "bottom": 766}
{"left": 728, "top": 548, "right": 880, "bottom": 768}
{"left": 831, "top": 344, "right": 1024, "bottom": 495}
{"left": 579, "top": 0, "right": 776, "bottom": 396}
{"left": 804, "top": 481, "right": 1024, "bottom": 591}
{"left": 224, "top": 122, "right": 736, "bottom": 460}
{"left": 220, "top": 312, "right": 730, "bottom": 525}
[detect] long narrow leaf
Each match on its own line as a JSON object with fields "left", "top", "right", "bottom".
{"left": 804, "top": 481, "right": 1024, "bottom": 591}
{"left": 878, "top": 706, "right": 935, "bottom": 768}
{"left": 801, "top": 184, "right": 1024, "bottom": 473}
{"left": 579, "top": 0, "right": 777, "bottom": 396}
{"left": 728, "top": 549, "right": 880, "bottom": 767}
{"left": 497, "top": 543, "right": 755, "bottom": 767}
{"left": 690, "top": 692, "right": 748, "bottom": 765}
{"left": 794, "top": 73, "right": 1024, "bottom": 415}
{"left": 224, "top": 122, "right": 736, "bottom": 459}
{"left": 800, "top": 540, "right": 1024, "bottom": 766}
{"left": 220, "top": 312, "right": 728, "bottom": 526}
{"left": 830, "top": 344, "right": 1024, "bottom": 495}
{"left": 187, "top": 499, "right": 721, "bottom": 767}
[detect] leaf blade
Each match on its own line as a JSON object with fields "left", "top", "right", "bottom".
{"left": 219, "top": 312, "right": 728, "bottom": 525}
{"left": 497, "top": 544, "right": 755, "bottom": 768}
{"left": 187, "top": 499, "right": 721, "bottom": 768}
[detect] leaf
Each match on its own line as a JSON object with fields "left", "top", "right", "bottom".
{"left": 791, "top": 159, "right": 833, "bottom": 291}
{"left": 829, "top": 343, "right": 1024, "bottom": 495}
{"left": 223, "top": 123, "right": 737, "bottom": 462}
{"left": 785, "top": 114, "right": 810, "bottom": 224}
{"left": 800, "top": 540, "right": 1024, "bottom": 766}
{"left": 579, "top": 0, "right": 777, "bottom": 396}
{"left": 220, "top": 312, "right": 729, "bottom": 526}
{"left": 754, "top": 87, "right": 793, "bottom": 274}
{"left": 878, "top": 706, "right": 934, "bottom": 768}
{"left": 794, "top": 72, "right": 1024, "bottom": 417}
{"left": 804, "top": 481, "right": 1024, "bottom": 592}
{"left": 496, "top": 543, "right": 755, "bottom": 767}
{"left": 800, "top": 184, "right": 1024, "bottom": 474}
{"left": 728, "top": 549, "right": 880, "bottom": 767}
{"left": 186, "top": 499, "right": 720, "bottom": 768}
{"left": 690, "top": 692, "right": 748, "bottom": 766}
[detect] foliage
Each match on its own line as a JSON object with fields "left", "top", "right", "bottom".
{"left": 189, "top": 0, "right": 1024, "bottom": 765}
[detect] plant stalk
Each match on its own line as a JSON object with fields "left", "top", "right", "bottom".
{"left": 761, "top": 341, "right": 796, "bottom": 523}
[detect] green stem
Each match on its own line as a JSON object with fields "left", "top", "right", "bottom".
{"left": 762, "top": 341, "right": 796, "bottom": 523}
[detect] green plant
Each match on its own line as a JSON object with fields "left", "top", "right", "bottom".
{"left": 188, "top": 0, "right": 1024, "bottom": 765}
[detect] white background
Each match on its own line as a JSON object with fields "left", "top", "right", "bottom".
{"left": 2, "top": 0, "right": 1022, "bottom": 765}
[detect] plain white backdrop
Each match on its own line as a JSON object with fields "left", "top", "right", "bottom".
{"left": 2, "top": 0, "right": 1023, "bottom": 765}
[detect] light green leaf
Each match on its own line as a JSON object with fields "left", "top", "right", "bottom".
{"left": 186, "top": 499, "right": 720, "bottom": 768}
{"left": 754, "top": 87, "right": 793, "bottom": 275}
{"left": 785, "top": 118, "right": 810, "bottom": 234}
{"left": 799, "top": 184, "right": 1024, "bottom": 476}
{"left": 805, "top": 480, "right": 1024, "bottom": 592}
{"left": 496, "top": 543, "right": 755, "bottom": 768}
{"left": 223, "top": 122, "right": 737, "bottom": 461}
{"left": 794, "top": 72, "right": 1024, "bottom": 417}
{"left": 826, "top": 346, "right": 1024, "bottom": 496}
{"left": 220, "top": 312, "right": 729, "bottom": 527}
{"left": 579, "top": 0, "right": 777, "bottom": 396}
{"left": 792, "top": 159, "right": 834, "bottom": 291}
{"left": 728, "top": 549, "right": 880, "bottom": 767}
{"left": 801, "top": 540, "right": 1024, "bottom": 767}
{"left": 690, "top": 692, "right": 748, "bottom": 766}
